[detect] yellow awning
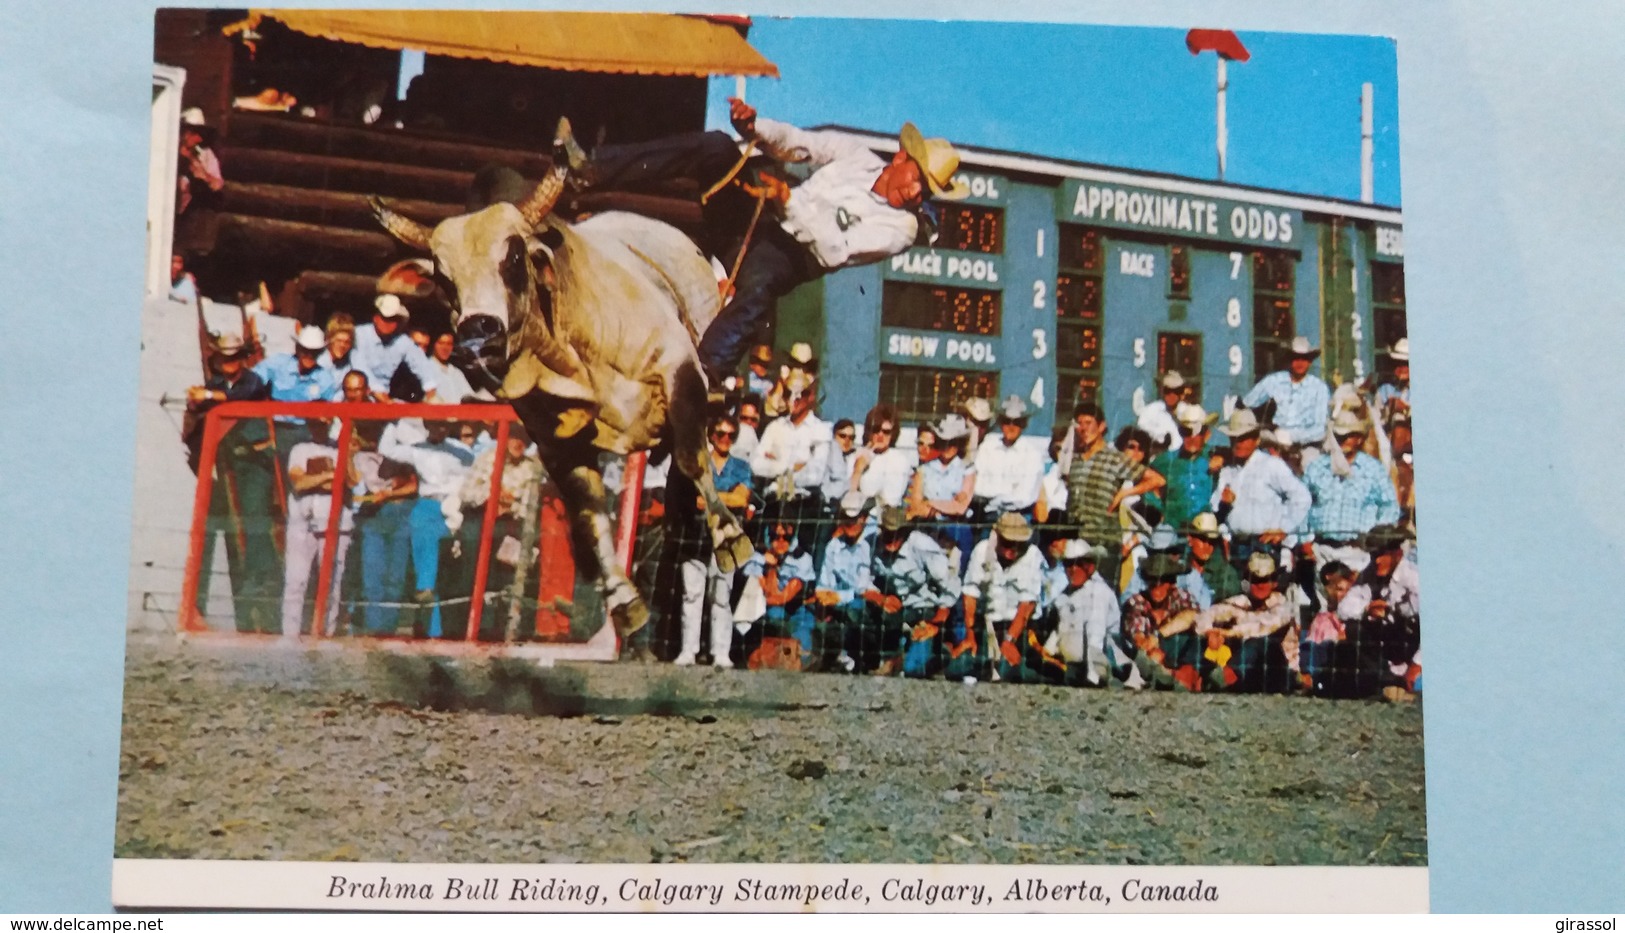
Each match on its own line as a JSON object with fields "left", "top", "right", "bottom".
{"left": 241, "top": 10, "right": 779, "bottom": 78}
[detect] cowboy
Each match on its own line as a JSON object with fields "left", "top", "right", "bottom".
{"left": 1342, "top": 524, "right": 1422, "bottom": 698}
{"left": 962, "top": 396, "right": 995, "bottom": 457}
{"left": 765, "top": 342, "right": 820, "bottom": 419}
{"left": 961, "top": 512, "right": 1056, "bottom": 683}
{"left": 253, "top": 324, "right": 339, "bottom": 453}
{"left": 1188, "top": 552, "right": 1299, "bottom": 693}
{"left": 1064, "top": 401, "right": 1166, "bottom": 585}
{"left": 555, "top": 100, "right": 968, "bottom": 384}
{"left": 744, "top": 343, "right": 777, "bottom": 400}
{"left": 353, "top": 295, "right": 440, "bottom": 403}
{"left": 1242, "top": 335, "right": 1331, "bottom": 470}
{"left": 1302, "top": 410, "right": 1402, "bottom": 575}
{"left": 177, "top": 107, "right": 224, "bottom": 215}
{"left": 1152, "top": 402, "right": 1222, "bottom": 531}
{"left": 971, "top": 395, "right": 1046, "bottom": 523}
{"left": 1136, "top": 371, "right": 1188, "bottom": 453}
{"left": 813, "top": 490, "right": 874, "bottom": 673}
{"left": 1119, "top": 551, "right": 1204, "bottom": 691}
{"left": 1047, "top": 540, "right": 1124, "bottom": 687}
{"left": 750, "top": 370, "right": 832, "bottom": 528}
{"left": 1376, "top": 338, "right": 1412, "bottom": 426}
{"left": 1210, "top": 408, "right": 1310, "bottom": 573}
{"left": 185, "top": 332, "right": 278, "bottom": 632}
{"left": 1178, "top": 512, "right": 1244, "bottom": 610}
{"left": 861, "top": 506, "right": 960, "bottom": 676}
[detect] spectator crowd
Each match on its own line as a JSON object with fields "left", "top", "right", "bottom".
{"left": 187, "top": 305, "right": 1420, "bottom": 702}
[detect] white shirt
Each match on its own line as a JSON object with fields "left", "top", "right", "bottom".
{"left": 1214, "top": 450, "right": 1311, "bottom": 537}
{"left": 962, "top": 541, "right": 1046, "bottom": 624}
{"left": 750, "top": 413, "right": 832, "bottom": 497}
{"left": 753, "top": 119, "right": 919, "bottom": 270}
{"left": 428, "top": 358, "right": 476, "bottom": 406}
{"left": 286, "top": 441, "right": 354, "bottom": 534}
{"left": 380, "top": 433, "right": 473, "bottom": 502}
{"left": 1052, "top": 573, "right": 1121, "bottom": 663}
{"left": 855, "top": 447, "right": 913, "bottom": 507}
{"left": 972, "top": 435, "right": 1046, "bottom": 512}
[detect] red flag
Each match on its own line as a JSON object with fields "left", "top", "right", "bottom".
{"left": 1185, "top": 29, "right": 1250, "bottom": 62}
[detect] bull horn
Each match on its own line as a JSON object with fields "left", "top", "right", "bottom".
{"left": 517, "top": 166, "right": 568, "bottom": 229}
{"left": 370, "top": 197, "right": 433, "bottom": 251}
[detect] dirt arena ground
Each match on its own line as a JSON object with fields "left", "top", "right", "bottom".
{"left": 115, "top": 633, "right": 1426, "bottom": 866}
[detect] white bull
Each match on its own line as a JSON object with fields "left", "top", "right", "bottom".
{"left": 372, "top": 167, "right": 751, "bottom": 642}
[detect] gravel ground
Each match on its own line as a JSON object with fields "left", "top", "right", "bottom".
{"left": 116, "top": 632, "right": 1427, "bottom": 866}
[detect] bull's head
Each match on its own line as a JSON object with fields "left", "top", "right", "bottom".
{"left": 371, "top": 168, "right": 568, "bottom": 393}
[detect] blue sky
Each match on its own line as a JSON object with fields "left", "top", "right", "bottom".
{"left": 707, "top": 18, "right": 1401, "bottom": 206}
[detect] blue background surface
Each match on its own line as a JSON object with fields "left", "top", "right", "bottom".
{"left": 2, "top": 0, "right": 1621, "bottom": 912}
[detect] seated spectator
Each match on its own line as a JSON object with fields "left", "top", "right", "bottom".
{"left": 961, "top": 512, "right": 1057, "bottom": 684}
{"left": 961, "top": 396, "right": 994, "bottom": 457}
{"left": 740, "top": 513, "right": 819, "bottom": 668}
{"left": 859, "top": 506, "right": 959, "bottom": 675}
{"left": 320, "top": 313, "right": 358, "bottom": 382}
{"left": 1178, "top": 512, "right": 1243, "bottom": 610}
{"left": 744, "top": 343, "right": 776, "bottom": 401}
{"left": 1342, "top": 524, "right": 1422, "bottom": 699}
{"left": 972, "top": 395, "right": 1045, "bottom": 522}
{"left": 1035, "top": 430, "right": 1070, "bottom": 524}
{"left": 907, "top": 414, "right": 977, "bottom": 570}
{"left": 278, "top": 418, "right": 353, "bottom": 639}
{"left": 1120, "top": 552, "right": 1203, "bottom": 691}
{"left": 168, "top": 253, "right": 200, "bottom": 303}
{"left": 1046, "top": 540, "right": 1129, "bottom": 687}
{"left": 1301, "top": 560, "right": 1379, "bottom": 698}
{"left": 732, "top": 394, "right": 763, "bottom": 463}
{"left": 1184, "top": 552, "right": 1299, "bottom": 693}
{"left": 813, "top": 491, "right": 874, "bottom": 673}
{"left": 850, "top": 404, "right": 911, "bottom": 511}
{"left": 350, "top": 420, "right": 417, "bottom": 636}
{"left": 338, "top": 370, "right": 370, "bottom": 405}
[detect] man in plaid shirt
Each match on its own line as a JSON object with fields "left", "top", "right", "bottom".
{"left": 1302, "top": 410, "right": 1401, "bottom": 574}
{"left": 1064, "top": 402, "right": 1165, "bottom": 586}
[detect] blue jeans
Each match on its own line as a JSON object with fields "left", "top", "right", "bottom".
{"left": 358, "top": 499, "right": 413, "bottom": 635}
{"left": 408, "top": 497, "right": 450, "bottom": 637}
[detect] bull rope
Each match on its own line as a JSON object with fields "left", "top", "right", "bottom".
{"left": 722, "top": 192, "right": 770, "bottom": 301}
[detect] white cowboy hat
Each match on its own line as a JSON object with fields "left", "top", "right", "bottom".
{"left": 899, "top": 123, "right": 971, "bottom": 201}
{"left": 1060, "top": 539, "right": 1107, "bottom": 562}
{"left": 294, "top": 325, "right": 327, "bottom": 352}
{"left": 1218, "top": 408, "right": 1262, "bottom": 437}
{"left": 1390, "top": 338, "right": 1410, "bottom": 362}
{"left": 1174, "top": 402, "right": 1219, "bottom": 432}
{"left": 962, "top": 397, "right": 993, "bottom": 423}
{"left": 935, "top": 413, "right": 971, "bottom": 443}
{"left": 374, "top": 294, "right": 409, "bottom": 319}
{"left": 1160, "top": 371, "right": 1186, "bottom": 391}
{"left": 1289, "top": 336, "right": 1321, "bottom": 359}
{"left": 998, "top": 394, "right": 1029, "bottom": 422}
{"left": 1185, "top": 512, "right": 1222, "bottom": 540}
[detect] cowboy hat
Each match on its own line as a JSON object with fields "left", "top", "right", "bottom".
{"left": 1147, "top": 523, "right": 1182, "bottom": 553}
{"left": 180, "top": 107, "right": 216, "bottom": 142}
{"left": 1246, "top": 551, "right": 1278, "bottom": 582}
{"left": 962, "top": 397, "right": 993, "bottom": 424}
{"left": 1142, "top": 551, "right": 1185, "bottom": 581}
{"left": 211, "top": 332, "right": 247, "bottom": 357}
{"left": 1185, "top": 512, "right": 1222, "bottom": 540}
{"left": 1330, "top": 409, "right": 1370, "bottom": 437}
{"left": 1160, "top": 371, "right": 1186, "bottom": 391}
{"left": 836, "top": 490, "right": 870, "bottom": 520}
{"left": 788, "top": 342, "right": 816, "bottom": 366}
{"left": 935, "top": 413, "right": 971, "bottom": 443}
{"left": 898, "top": 123, "right": 971, "bottom": 201}
{"left": 878, "top": 505, "right": 909, "bottom": 533}
{"left": 1060, "top": 539, "right": 1107, "bottom": 563}
{"left": 993, "top": 511, "right": 1033, "bottom": 543}
{"left": 294, "top": 325, "right": 327, "bottom": 352}
{"left": 998, "top": 394, "right": 1030, "bottom": 422}
{"left": 1390, "top": 338, "right": 1410, "bottom": 363}
{"left": 1218, "top": 408, "right": 1262, "bottom": 437}
{"left": 1362, "top": 524, "right": 1410, "bottom": 554}
{"left": 374, "top": 294, "right": 409, "bottom": 319}
{"left": 750, "top": 343, "right": 774, "bottom": 364}
{"left": 1174, "top": 402, "right": 1219, "bottom": 433}
{"left": 1288, "top": 336, "right": 1321, "bottom": 359}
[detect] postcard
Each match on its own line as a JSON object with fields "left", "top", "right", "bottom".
{"left": 116, "top": 9, "right": 1425, "bottom": 912}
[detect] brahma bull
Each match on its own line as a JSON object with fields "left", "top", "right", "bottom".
{"left": 371, "top": 166, "right": 751, "bottom": 642}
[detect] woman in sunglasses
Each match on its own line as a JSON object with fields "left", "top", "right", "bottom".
{"left": 850, "top": 403, "right": 912, "bottom": 510}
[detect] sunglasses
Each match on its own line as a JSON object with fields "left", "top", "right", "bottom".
{"left": 873, "top": 425, "right": 895, "bottom": 436}
{"left": 836, "top": 431, "right": 856, "bottom": 441}
{"left": 712, "top": 429, "right": 737, "bottom": 439}
{"left": 738, "top": 414, "right": 760, "bottom": 423}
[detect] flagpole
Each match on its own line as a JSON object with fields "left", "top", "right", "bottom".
{"left": 1217, "top": 56, "right": 1228, "bottom": 181}
{"left": 1360, "top": 82, "right": 1374, "bottom": 203}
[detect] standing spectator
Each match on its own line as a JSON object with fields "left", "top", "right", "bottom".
{"left": 744, "top": 343, "right": 777, "bottom": 401}
{"left": 176, "top": 108, "right": 224, "bottom": 215}
{"left": 1187, "top": 552, "right": 1299, "bottom": 693}
{"left": 669, "top": 415, "right": 753, "bottom": 666}
{"left": 972, "top": 395, "right": 1046, "bottom": 521}
{"left": 1048, "top": 540, "right": 1125, "bottom": 687}
{"left": 428, "top": 331, "right": 478, "bottom": 405}
{"left": 1302, "top": 410, "right": 1402, "bottom": 575}
{"left": 354, "top": 295, "right": 439, "bottom": 402}
{"left": 254, "top": 325, "right": 338, "bottom": 454}
{"left": 168, "top": 253, "right": 199, "bottom": 303}
{"left": 1211, "top": 408, "right": 1310, "bottom": 572}
{"left": 850, "top": 404, "right": 912, "bottom": 510}
{"left": 1064, "top": 402, "right": 1165, "bottom": 586}
{"left": 1136, "top": 371, "right": 1187, "bottom": 453}
{"left": 408, "top": 326, "right": 433, "bottom": 355}
{"left": 1152, "top": 402, "right": 1222, "bottom": 531}
{"left": 446, "top": 422, "right": 546, "bottom": 641}
{"left": 381, "top": 418, "right": 475, "bottom": 637}
{"left": 1178, "top": 512, "right": 1244, "bottom": 610}
{"left": 1242, "top": 335, "right": 1331, "bottom": 470}
{"left": 765, "top": 342, "right": 819, "bottom": 420}
{"left": 350, "top": 421, "right": 417, "bottom": 636}
{"left": 821, "top": 418, "right": 859, "bottom": 505}
{"left": 1119, "top": 551, "right": 1203, "bottom": 691}
{"left": 861, "top": 507, "right": 959, "bottom": 675}
{"left": 320, "top": 313, "right": 358, "bottom": 383}
{"left": 185, "top": 333, "right": 277, "bottom": 632}
{"left": 961, "top": 396, "right": 994, "bottom": 459}
{"left": 750, "top": 371, "right": 831, "bottom": 524}
{"left": 1113, "top": 426, "right": 1162, "bottom": 529}
{"left": 908, "top": 414, "right": 977, "bottom": 568}
{"left": 962, "top": 512, "right": 1056, "bottom": 683}
{"left": 278, "top": 418, "right": 353, "bottom": 639}
{"left": 1376, "top": 339, "right": 1411, "bottom": 427}
{"left": 813, "top": 491, "right": 874, "bottom": 673}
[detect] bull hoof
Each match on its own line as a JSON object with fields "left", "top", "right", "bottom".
{"left": 717, "top": 531, "right": 754, "bottom": 573}
{"left": 609, "top": 596, "right": 650, "bottom": 638}
{"left": 555, "top": 407, "right": 594, "bottom": 439}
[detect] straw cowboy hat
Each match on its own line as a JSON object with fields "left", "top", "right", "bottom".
{"left": 1390, "top": 338, "right": 1410, "bottom": 363}
{"left": 211, "top": 332, "right": 248, "bottom": 357}
{"left": 998, "top": 394, "right": 1030, "bottom": 422}
{"left": 962, "top": 397, "right": 993, "bottom": 424}
{"left": 993, "top": 511, "right": 1033, "bottom": 543}
{"left": 935, "top": 413, "right": 971, "bottom": 443}
{"left": 788, "top": 342, "right": 817, "bottom": 367}
{"left": 1246, "top": 551, "right": 1278, "bottom": 582}
{"left": 1288, "top": 336, "right": 1322, "bottom": 359}
{"left": 1218, "top": 408, "right": 1262, "bottom": 438}
{"left": 1185, "top": 512, "right": 1223, "bottom": 541}
{"left": 1174, "top": 402, "right": 1219, "bottom": 433}
{"left": 1060, "top": 539, "right": 1107, "bottom": 563}
{"left": 1160, "top": 371, "right": 1187, "bottom": 392}
{"left": 294, "top": 325, "right": 327, "bottom": 352}
{"left": 878, "top": 505, "right": 909, "bottom": 533}
{"left": 1330, "top": 409, "right": 1370, "bottom": 437}
{"left": 899, "top": 123, "right": 970, "bottom": 201}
